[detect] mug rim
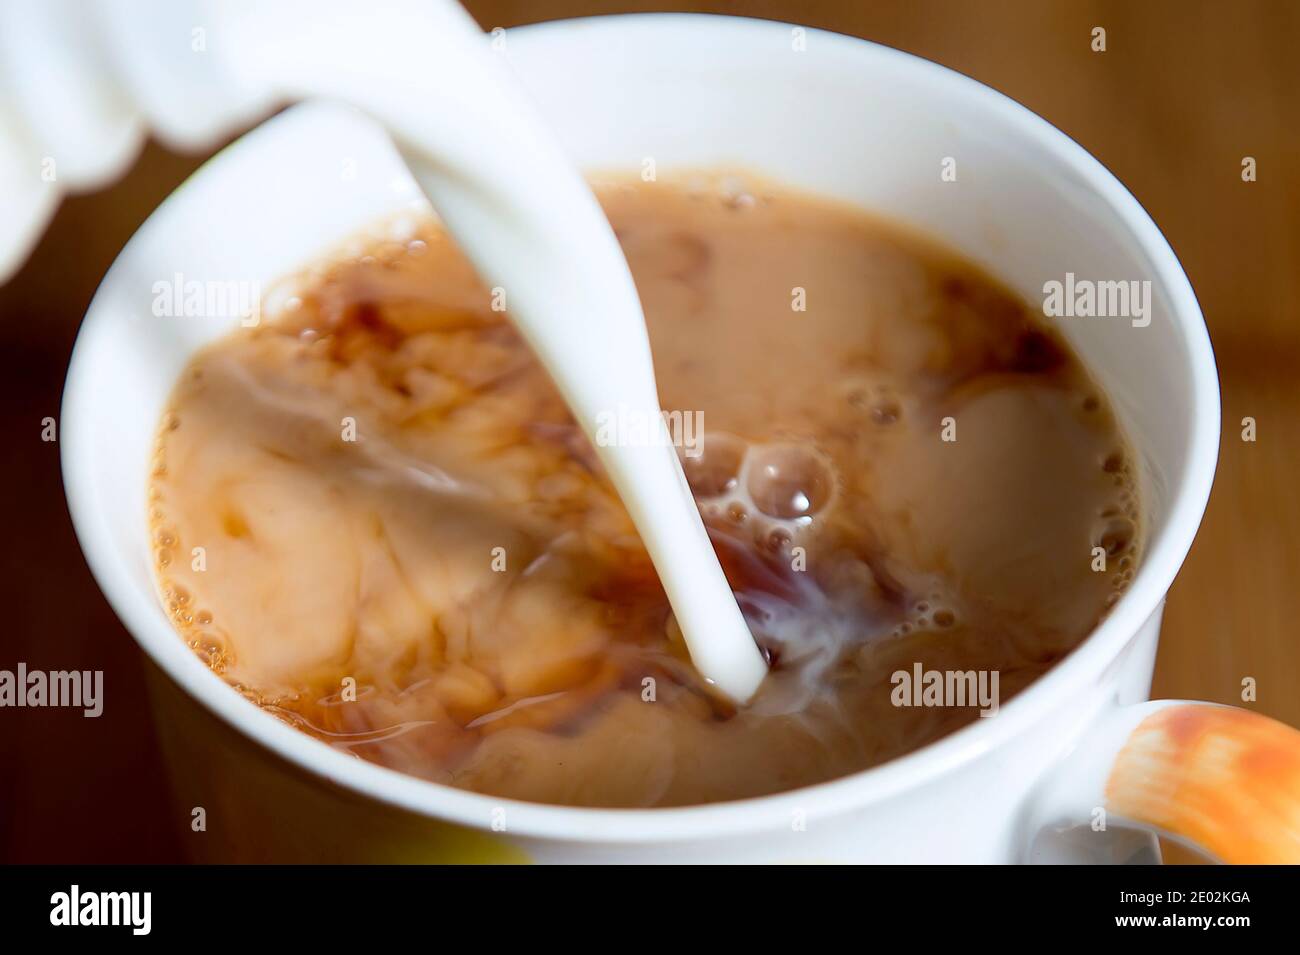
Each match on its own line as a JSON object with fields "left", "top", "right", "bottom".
{"left": 61, "top": 12, "right": 1220, "bottom": 843}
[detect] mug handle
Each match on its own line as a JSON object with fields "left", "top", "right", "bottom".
{"left": 1025, "top": 700, "right": 1300, "bottom": 863}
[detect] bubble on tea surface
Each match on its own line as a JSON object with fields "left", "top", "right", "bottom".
{"left": 681, "top": 432, "right": 747, "bottom": 498}
{"left": 745, "top": 444, "right": 834, "bottom": 522}
{"left": 844, "top": 380, "right": 901, "bottom": 425}
{"left": 761, "top": 526, "right": 793, "bottom": 554}
{"left": 719, "top": 176, "right": 756, "bottom": 210}
{"left": 1097, "top": 517, "right": 1136, "bottom": 558}
{"left": 190, "top": 633, "right": 229, "bottom": 672}
{"left": 871, "top": 398, "right": 901, "bottom": 425}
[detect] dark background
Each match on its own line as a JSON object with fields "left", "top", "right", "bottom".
{"left": 2, "top": 0, "right": 1297, "bottom": 862}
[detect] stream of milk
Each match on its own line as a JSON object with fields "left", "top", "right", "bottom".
{"left": 0, "top": 0, "right": 768, "bottom": 699}
{"left": 237, "top": 0, "right": 770, "bottom": 700}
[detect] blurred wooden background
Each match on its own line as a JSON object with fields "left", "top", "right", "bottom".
{"left": 0, "top": 0, "right": 1295, "bottom": 861}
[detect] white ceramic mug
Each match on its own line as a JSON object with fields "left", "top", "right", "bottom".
{"left": 62, "top": 14, "right": 1300, "bottom": 863}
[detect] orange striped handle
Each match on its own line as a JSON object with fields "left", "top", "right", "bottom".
{"left": 1106, "top": 704, "right": 1300, "bottom": 864}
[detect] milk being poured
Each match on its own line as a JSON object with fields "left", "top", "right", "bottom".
{"left": 229, "top": 0, "right": 770, "bottom": 699}
{"left": 148, "top": 173, "right": 1141, "bottom": 807}
{"left": 0, "top": 0, "right": 766, "bottom": 698}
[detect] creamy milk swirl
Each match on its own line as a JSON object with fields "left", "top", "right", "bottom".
{"left": 148, "top": 176, "right": 1141, "bottom": 807}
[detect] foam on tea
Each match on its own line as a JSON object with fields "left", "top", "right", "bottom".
{"left": 147, "top": 175, "right": 1142, "bottom": 807}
